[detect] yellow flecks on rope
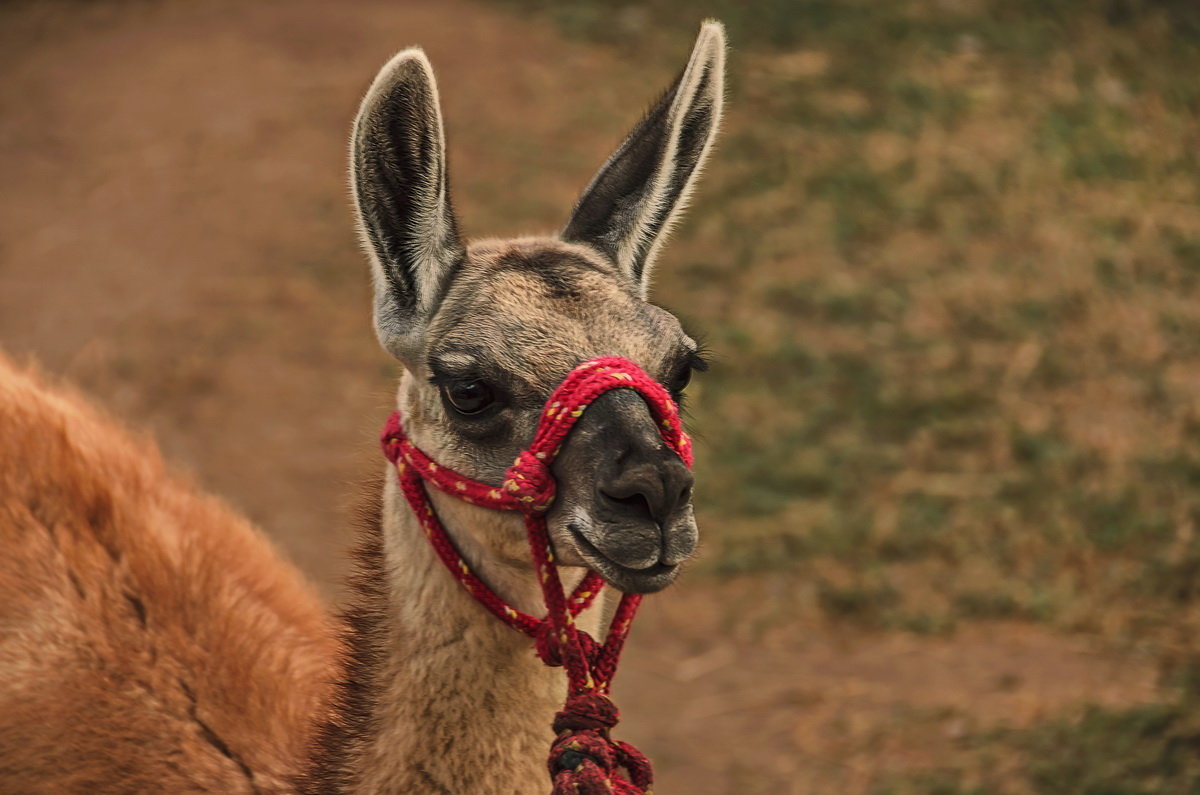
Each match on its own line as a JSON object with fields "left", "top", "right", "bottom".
{"left": 455, "top": 481, "right": 466, "bottom": 491}
{"left": 611, "top": 372, "right": 633, "bottom": 381}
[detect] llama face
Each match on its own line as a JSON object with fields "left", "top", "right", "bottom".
{"left": 352, "top": 25, "right": 724, "bottom": 593}
{"left": 409, "top": 237, "right": 704, "bottom": 592}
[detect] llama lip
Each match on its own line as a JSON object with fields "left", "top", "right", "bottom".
{"left": 565, "top": 523, "right": 679, "bottom": 594}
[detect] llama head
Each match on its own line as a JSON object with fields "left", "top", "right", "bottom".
{"left": 352, "top": 22, "right": 725, "bottom": 594}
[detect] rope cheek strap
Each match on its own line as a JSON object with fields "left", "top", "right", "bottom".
{"left": 380, "top": 356, "right": 693, "bottom": 795}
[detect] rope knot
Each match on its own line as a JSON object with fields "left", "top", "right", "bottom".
{"left": 548, "top": 693, "right": 652, "bottom": 794}
{"left": 379, "top": 412, "right": 406, "bottom": 464}
{"left": 548, "top": 694, "right": 619, "bottom": 794}
{"left": 537, "top": 619, "right": 604, "bottom": 667}
{"left": 534, "top": 622, "right": 601, "bottom": 669}
{"left": 503, "top": 450, "right": 556, "bottom": 511}
{"left": 553, "top": 692, "right": 619, "bottom": 734}
{"left": 534, "top": 621, "right": 564, "bottom": 667}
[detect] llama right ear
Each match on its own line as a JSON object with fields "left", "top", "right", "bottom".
{"left": 352, "top": 48, "right": 464, "bottom": 361}
{"left": 562, "top": 21, "right": 725, "bottom": 298}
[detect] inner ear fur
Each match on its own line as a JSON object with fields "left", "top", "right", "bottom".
{"left": 562, "top": 21, "right": 726, "bottom": 297}
{"left": 352, "top": 48, "right": 464, "bottom": 360}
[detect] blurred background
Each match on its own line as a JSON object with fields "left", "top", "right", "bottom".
{"left": 3, "top": 0, "right": 1199, "bottom": 791}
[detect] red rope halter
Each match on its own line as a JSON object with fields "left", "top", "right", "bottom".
{"left": 380, "top": 356, "right": 693, "bottom": 794}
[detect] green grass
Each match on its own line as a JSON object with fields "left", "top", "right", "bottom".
{"left": 875, "top": 699, "right": 1200, "bottom": 793}
{"left": 1020, "top": 703, "right": 1200, "bottom": 793}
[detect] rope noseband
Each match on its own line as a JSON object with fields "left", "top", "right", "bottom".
{"left": 380, "top": 356, "right": 693, "bottom": 794}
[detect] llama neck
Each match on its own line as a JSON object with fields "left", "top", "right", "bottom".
{"left": 325, "top": 471, "right": 606, "bottom": 793}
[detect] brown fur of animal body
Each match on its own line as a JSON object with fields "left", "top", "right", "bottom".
{"left": 0, "top": 356, "right": 337, "bottom": 792}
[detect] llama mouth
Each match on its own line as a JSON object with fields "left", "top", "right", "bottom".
{"left": 566, "top": 524, "right": 679, "bottom": 594}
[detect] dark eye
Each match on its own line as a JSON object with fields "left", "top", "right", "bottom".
{"left": 667, "top": 366, "right": 692, "bottom": 400}
{"left": 442, "top": 380, "right": 496, "bottom": 415}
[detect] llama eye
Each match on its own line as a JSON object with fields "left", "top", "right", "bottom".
{"left": 667, "top": 366, "right": 692, "bottom": 400}
{"left": 442, "top": 380, "right": 496, "bottom": 415}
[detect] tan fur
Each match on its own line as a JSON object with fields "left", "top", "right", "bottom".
{"left": 0, "top": 355, "right": 338, "bottom": 793}
{"left": 308, "top": 475, "right": 605, "bottom": 793}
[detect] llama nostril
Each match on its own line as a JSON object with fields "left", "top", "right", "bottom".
{"left": 599, "top": 490, "right": 655, "bottom": 522}
{"left": 599, "top": 459, "right": 693, "bottom": 525}
{"left": 677, "top": 484, "right": 692, "bottom": 507}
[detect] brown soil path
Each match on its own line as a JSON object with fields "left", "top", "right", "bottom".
{"left": 0, "top": 2, "right": 1161, "bottom": 791}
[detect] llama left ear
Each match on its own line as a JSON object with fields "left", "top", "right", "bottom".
{"left": 352, "top": 48, "right": 464, "bottom": 362}
{"left": 562, "top": 21, "right": 725, "bottom": 297}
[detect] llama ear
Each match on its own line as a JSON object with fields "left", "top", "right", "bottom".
{"left": 352, "top": 48, "right": 464, "bottom": 360}
{"left": 562, "top": 21, "right": 725, "bottom": 297}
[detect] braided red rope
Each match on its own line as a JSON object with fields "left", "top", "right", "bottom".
{"left": 380, "top": 356, "right": 693, "bottom": 794}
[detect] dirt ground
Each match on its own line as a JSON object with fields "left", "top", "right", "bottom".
{"left": 0, "top": 1, "right": 1164, "bottom": 791}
